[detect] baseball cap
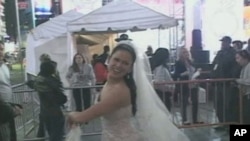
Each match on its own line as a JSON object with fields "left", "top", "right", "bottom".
{"left": 219, "top": 36, "right": 232, "bottom": 43}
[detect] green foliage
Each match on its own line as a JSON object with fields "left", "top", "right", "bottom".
{"left": 10, "top": 63, "right": 25, "bottom": 85}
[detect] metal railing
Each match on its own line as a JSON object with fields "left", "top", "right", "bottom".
{"left": 11, "top": 78, "right": 243, "bottom": 140}
{"left": 154, "top": 78, "right": 243, "bottom": 128}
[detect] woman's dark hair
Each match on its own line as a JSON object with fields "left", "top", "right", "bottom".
{"left": 110, "top": 43, "right": 137, "bottom": 116}
{"left": 71, "top": 53, "right": 85, "bottom": 72}
{"left": 39, "top": 61, "right": 56, "bottom": 77}
{"left": 151, "top": 48, "right": 169, "bottom": 71}
{"left": 237, "top": 50, "right": 250, "bottom": 61}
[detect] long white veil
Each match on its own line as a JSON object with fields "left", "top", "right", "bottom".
{"left": 117, "top": 41, "right": 190, "bottom": 141}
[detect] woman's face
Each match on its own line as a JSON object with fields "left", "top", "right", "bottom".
{"left": 108, "top": 50, "right": 133, "bottom": 80}
{"left": 235, "top": 54, "right": 248, "bottom": 66}
{"left": 180, "top": 48, "right": 189, "bottom": 59}
{"left": 75, "top": 54, "right": 84, "bottom": 64}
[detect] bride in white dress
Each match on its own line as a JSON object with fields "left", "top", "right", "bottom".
{"left": 67, "top": 41, "right": 190, "bottom": 141}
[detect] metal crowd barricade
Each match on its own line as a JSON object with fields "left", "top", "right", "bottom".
{"left": 12, "top": 83, "right": 40, "bottom": 140}
{"left": 12, "top": 78, "right": 244, "bottom": 140}
{"left": 154, "top": 78, "right": 243, "bottom": 128}
{"left": 12, "top": 84, "right": 104, "bottom": 141}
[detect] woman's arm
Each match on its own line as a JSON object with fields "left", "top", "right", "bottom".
{"left": 68, "top": 85, "right": 130, "bottom": 123}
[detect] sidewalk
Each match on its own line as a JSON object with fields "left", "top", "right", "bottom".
{"left": 17, "top": 119, "right": 229, "bottom": 141}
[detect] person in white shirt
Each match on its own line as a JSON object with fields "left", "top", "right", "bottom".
{"left": 151, "top": 48, "right": 174, "bottom": 111}
{"left": 235, "top": 50, "right": 250, "bottom": 124}
{"left": 0, "top": 41, "right": 22, "bottom": 141}
{"left": 0, "top": 43, "right": 12, "bottom": 103}
{"left": 66, "top": 53, "right": 96, "bottom": 112}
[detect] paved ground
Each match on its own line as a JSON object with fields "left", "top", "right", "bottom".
{"left": 80, "top": 126, "right": 229, "bottom": 141}
{"left": 15, "top": 92, "right": 231, "bottom": 141}
{"left": 19, "top": 122, "right": 229, "bottom": 141}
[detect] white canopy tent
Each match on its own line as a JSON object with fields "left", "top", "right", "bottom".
{"left": 26, "top": 0, "right": 178, "bottom": 85}
{"left": 68, "top": 0, "right": 177, "bottom": 33}
{"left": 25, "top": 0, "right": 178, "bottom": 111}
{"left": 26, "top": 10, "right": 84, "bottom": 79}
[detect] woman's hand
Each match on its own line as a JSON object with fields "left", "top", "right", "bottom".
{"left": 181, "top": 71, "right": 189, "bottom": 76}
{"left": 13, "top": 106, "right": 22, "bottom": 117}
{"left": 197, "top": 68, "right": 202, "bottom": 71}
{"left": 67, "top": 112, "right": 81, "bottom": 128}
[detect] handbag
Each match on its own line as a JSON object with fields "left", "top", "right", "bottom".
{"left": 198, "top": 87, "right": 206, "bottom": 103}
{"left": 65, "top": 126, "right": 82, "bottom": 141}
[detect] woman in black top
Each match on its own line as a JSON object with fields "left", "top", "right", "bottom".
{"left": 174, "top": 47, "right": 201, "bottom": 124}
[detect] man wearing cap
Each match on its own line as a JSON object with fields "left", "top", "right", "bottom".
{"left": 212, "top": 36, "right": 236, "bottom": 79}
{"left": 115, "top": 34, "right": 132, "bottom": 42}
{"left": 211, "top": 36, "right": 238, "bottom": 130}
{"left": 232, "top": 40, "right": 244, "bottom": 51}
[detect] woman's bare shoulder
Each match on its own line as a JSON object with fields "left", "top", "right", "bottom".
{"left": 101, "top": 82, "right": 130, "bottom": 105}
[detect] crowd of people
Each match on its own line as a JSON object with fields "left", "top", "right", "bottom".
{"left": 1, "top": 34, "right": 250, "bottom": 141}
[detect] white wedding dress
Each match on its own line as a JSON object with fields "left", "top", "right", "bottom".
{"left": 101, "top": 105, "right": 143, "bottom": 141}
{"left": 100, "top": 41, "right": 190, "bottom": 141}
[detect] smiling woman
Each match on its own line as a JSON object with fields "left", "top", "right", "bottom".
{"left": 108, "top": 45, "right": 135, "bottom": 81}
{"left": 67, "top": 41, "right": 190, "bottom": 141}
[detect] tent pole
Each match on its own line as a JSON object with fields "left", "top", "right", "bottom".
{"left": 158, "top": 28, "right": 160, "bottom": 48}
{"left": 15, "top": 0, "right": 22, "bottom": 48}
{"left": 15, "top": 0, "right": 25, "bottom": 79}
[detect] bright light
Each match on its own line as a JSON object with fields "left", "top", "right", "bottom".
{"left": 125, "top": 29, "right": 170, "bottom": 52}
{"left": 202, "top": 0, "right": 244, "bottom": 61}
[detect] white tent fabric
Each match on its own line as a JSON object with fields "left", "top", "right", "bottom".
{"left": 67, "top": 0, "right": 178, "bottom": 33}
{"left": 26, "top": 10, "right": 84, "bottom": 76}
{"left": 31, "top": 10, "right": 84, "bottom": 40}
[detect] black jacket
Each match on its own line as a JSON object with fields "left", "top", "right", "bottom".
{"left": 0, "top": 99, "right": 17, "bottom": 141}
{"left": 174, "top": 60, "right": 192, "bottom": 81}
{"left": 29, "top": 75, "right": 67, "bottom": 117}
{"left": 211, "top": 47, "right": 237, "bottom": 78}
{"left": 0, "top": 99, "right": 15, "bottom": 125}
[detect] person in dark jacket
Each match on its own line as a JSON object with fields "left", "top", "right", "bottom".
{"left": 211, "top": 36, "right": 239, "bottom": 131}
{"left": 27, "top": 53, "right": 62, "bottom": 139}
{"left": 98, "top": 45, "right": 110, "bottom": 67}
{"left": 28, "top": 61, "right": 67, "bottom": 141}
{"left": 211, "top": 36, "right": 238, "bottom": 124}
